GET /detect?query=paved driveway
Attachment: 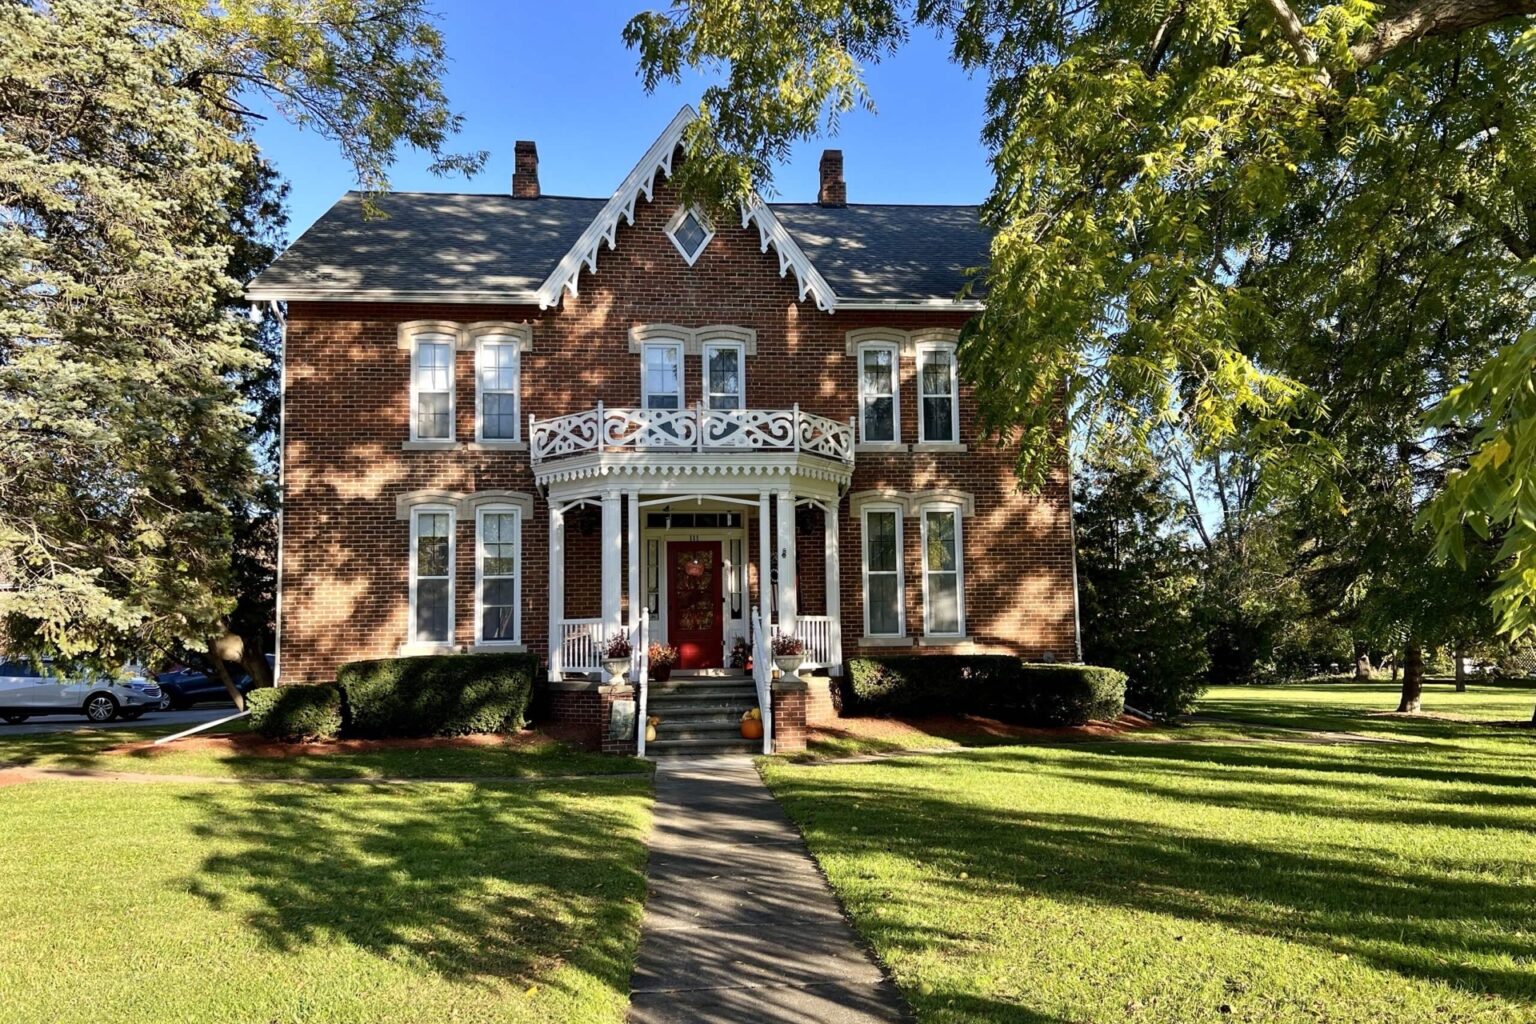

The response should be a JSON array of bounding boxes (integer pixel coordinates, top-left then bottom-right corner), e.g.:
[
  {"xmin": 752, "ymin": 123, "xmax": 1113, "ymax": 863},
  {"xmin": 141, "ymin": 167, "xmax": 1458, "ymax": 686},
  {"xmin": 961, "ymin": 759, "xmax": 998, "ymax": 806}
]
[{"xmin": 0, "ymin": 706, "xmax": 237, "ymax": 737}]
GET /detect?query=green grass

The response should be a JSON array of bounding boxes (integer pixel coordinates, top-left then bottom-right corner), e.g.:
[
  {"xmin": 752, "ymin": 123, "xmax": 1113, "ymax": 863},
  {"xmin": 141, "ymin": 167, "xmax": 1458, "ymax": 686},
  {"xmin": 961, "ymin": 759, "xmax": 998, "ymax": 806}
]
[
  {"xmin": 761, "ymin": 681, "xmax": 1536, "ymax": 1023},
  {"xmin": 0, "ymin": 721, "xmax": 649, "ymax": 780},
  {"xmin": 0, "ymin": 776, "xmax": 650, "ymax": 1023}
]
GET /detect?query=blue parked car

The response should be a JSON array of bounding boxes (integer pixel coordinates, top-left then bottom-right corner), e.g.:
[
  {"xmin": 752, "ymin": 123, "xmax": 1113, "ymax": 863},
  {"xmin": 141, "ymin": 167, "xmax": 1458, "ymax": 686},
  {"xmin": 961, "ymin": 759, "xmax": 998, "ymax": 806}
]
[{"xmin": 154, "ymin": 655, "xmax": 272, "ymax": 711}]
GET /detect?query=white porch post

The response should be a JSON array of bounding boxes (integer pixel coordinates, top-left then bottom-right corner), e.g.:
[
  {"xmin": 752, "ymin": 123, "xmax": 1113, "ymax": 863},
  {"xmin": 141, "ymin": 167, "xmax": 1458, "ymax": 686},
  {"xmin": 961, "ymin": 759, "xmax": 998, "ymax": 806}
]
[
  {"xmin": 776, "ymin": 489, "xmax": 797, "ymax": 635},
  {"xmin": 601, "ymin": 489, "xmax": 623, "ymax": 642},
  {"xmin": 757, "ymin": 491, "xmax": 772, "ymax": 635},
  {"xmin": 824, "ymin": 500, "xmax": 842, "ymax": 673},
  {"xmin": 626, "ymin": 489, "xmax": 642, "ymax": 636},
  {"xmin": 548, "ymin": 503, "xmax": 565, "ymax": 681}
]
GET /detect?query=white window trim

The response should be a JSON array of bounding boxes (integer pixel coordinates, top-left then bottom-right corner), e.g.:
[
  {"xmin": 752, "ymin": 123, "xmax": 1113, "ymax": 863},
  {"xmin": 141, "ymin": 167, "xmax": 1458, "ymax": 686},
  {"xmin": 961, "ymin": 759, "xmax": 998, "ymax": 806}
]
[
  {"xmin": 407, "ymin": 505, "xmax": 455, "ymax": 651},
  {"xmin": 860, "ymin": 503, "xmax": 906, "ymax": 639},
  {"xmin": 409, "ymin": 333, "xmax": 456, "ymax": 443},
  {"xmin": 641, "ymin": 340, "xmax": 686, "ymax": 409},
  {"xmin": 856, "ymin": 340, "xmax": 901, "ymax": 446},
  {"xmin": 474, "ymin": 505, "xmax": 522, "ymax": 648},
  {"xmin": 701, "ymin": 339, "xmax": 746, "ymax": 410},
  {"xmin": 920, "ymin": 503, "xmax": 966, "ymax": 638},
  {"xmin": 474, "ymin": 335, "xmax": 521, "ymax": 443},
  {"xmin": 916, "ymin": 340, "xmax": 960, "ymax": 444},
  {"xmin": 665, "ymin": 205, "xmax": 715, "ymax": 266}
]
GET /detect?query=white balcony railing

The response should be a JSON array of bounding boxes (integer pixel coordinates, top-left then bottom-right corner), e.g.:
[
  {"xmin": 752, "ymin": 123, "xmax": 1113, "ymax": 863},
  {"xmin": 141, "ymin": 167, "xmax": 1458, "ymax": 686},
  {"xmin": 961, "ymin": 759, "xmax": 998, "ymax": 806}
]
[
  {"xmin": 560, "ymin": 618, "xmax": 603, "ymax": 675},
  {"xmin": 530, "ymin": 403, "xmax": 855, "ymax": 465},
  {"xmin": 794, "ymin": 615, "xmax": 840, "ymax": 673}
]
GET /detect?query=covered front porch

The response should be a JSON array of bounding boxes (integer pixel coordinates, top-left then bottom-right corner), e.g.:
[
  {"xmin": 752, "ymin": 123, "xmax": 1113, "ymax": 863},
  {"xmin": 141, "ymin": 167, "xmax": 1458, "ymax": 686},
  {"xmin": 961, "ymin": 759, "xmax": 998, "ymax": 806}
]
[{"xmin": 531, "ymin": 407, "xmax": 853, "ymax": 754}]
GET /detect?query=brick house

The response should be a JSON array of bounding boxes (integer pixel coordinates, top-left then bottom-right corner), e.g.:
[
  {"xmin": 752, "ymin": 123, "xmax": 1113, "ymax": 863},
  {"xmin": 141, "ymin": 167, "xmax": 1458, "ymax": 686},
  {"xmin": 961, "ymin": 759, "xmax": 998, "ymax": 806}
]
[{"xmin": 247, "ymin": 108, "xmax": 1080, "ymax": 754}]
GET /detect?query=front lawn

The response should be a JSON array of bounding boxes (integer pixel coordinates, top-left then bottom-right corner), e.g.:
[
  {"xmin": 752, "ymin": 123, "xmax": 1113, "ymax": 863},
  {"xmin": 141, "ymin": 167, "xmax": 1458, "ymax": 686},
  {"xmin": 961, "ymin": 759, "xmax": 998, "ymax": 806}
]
[
  {"xmin": 762, "ymin": 682, "xmax": 1536, "ymax": 1023},
  {"xmin": 0, "ymin": 720, "xmax": 646, "ymax": 780},
  {"xmin": 0, "ymin": 742, "xmax": 652, "ymax": 1023}
]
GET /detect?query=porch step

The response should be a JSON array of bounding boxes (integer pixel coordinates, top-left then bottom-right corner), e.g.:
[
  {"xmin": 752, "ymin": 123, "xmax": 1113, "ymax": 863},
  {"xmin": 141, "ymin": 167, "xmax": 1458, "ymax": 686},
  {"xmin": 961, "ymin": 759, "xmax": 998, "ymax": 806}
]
[
  {"xmin": 649, "ymin": 675, "xmax": 752, "ymax": 691},
  {"xmin": 648, "ymin": 736, "xmax": 762, "ymax": 755},
  {"xmin": 649, "ymin": 687, "xmax": 757, "ymax": 703}
]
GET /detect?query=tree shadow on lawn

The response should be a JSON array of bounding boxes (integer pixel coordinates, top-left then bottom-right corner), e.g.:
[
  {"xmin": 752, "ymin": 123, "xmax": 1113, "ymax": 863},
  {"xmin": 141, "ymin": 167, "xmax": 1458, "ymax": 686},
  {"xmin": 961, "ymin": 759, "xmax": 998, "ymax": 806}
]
[
  {"xmin": 774, "ymin": 751, "xmax": 1536, "ymax": 1006},
  {"xmin": 179, "ymin": 777, "xmax": 648, "ymax": 999}
]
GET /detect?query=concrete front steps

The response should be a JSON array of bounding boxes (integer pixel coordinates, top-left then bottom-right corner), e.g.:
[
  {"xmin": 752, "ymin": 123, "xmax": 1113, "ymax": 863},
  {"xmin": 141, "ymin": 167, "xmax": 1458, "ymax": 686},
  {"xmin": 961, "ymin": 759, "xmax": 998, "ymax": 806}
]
[{"xmin": 646, "ymin": 673, "xmax": 761, "ymax": 755}]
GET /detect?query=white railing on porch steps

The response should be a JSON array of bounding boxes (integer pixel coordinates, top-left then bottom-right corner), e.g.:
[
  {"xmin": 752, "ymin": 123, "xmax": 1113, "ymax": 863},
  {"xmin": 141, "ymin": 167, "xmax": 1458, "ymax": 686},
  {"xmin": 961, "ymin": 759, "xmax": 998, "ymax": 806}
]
[
  {"xmin": 751, "ymin": 609, "xmax": 773, "ymax": 755},
  {"xmin": 632, "ymin": 610, "xmax": 650, "ymax": 757},
  {"xmin": 793, "ymin": 615, "xmax": 840, "ymax": 674},
  {"xmin": 561, "ymin": 618, "xmax": 603, "ymax": 675}
]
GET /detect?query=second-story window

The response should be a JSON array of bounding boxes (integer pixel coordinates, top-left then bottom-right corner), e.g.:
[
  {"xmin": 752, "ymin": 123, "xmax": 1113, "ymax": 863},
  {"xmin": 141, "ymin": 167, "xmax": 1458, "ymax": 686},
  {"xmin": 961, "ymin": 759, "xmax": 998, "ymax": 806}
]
[
  {"xmin": 412, "ymin": 335, "xmax": 454, "ymax": 441},
  {"xmin": 858, "ymin": 342, "xmax": 899, "ymax": 444},
  {"xmin": 642, "ymin": 341, "xmax": 684, "ymax": 409},
  {"xmin": 918, "ymin": 343, "xmax": 959, "ymax": 443},
  {"xmin": 702, "ymin": 341, "xmax": 744, "ymax": 410},
  {"xmin": 476, "ymin": 336, "xmax": 520, "ymax": 441}
]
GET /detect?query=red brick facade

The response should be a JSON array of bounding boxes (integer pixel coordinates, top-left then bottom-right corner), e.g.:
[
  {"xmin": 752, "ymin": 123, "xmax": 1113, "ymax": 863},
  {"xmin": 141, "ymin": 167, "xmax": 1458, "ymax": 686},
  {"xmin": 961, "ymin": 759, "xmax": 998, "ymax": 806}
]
[{"xmin": 277, "ymin": 171, "xmax": 1079, "ymax": 686}]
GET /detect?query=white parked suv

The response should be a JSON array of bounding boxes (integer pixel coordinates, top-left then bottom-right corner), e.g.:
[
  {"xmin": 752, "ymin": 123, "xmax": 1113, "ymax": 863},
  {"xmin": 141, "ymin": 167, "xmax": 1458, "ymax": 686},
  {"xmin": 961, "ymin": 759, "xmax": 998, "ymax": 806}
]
[{"xmin": 0, "ymin": 659, "xmax": 163, "ymax": 724}]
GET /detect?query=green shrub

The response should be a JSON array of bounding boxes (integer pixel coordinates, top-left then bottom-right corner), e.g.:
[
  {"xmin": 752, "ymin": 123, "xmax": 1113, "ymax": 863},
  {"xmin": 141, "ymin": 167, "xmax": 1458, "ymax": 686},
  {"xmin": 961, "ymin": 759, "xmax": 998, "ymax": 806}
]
[
  {"xmin": 1014, "ymin": 664, "xmax": 1127, "ymax": 725},
  {"xmin": 337, "ymin": 652, "xmax": 539, "ymax": 738},
  {"xmin": 844, "ymin": 656, "xmax": 1127, "ymax": 727},
  {"xmin": 247, "ymin": 684, "xmax": 343, "ymax": 742}
]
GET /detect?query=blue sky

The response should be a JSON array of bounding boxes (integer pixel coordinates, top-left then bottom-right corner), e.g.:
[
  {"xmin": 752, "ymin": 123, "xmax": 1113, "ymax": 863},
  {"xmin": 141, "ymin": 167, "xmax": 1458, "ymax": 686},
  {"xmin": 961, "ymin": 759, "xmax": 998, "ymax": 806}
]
[{"xmin": 252, "ymin": 1, "xmax": 993, "ymax": 243}]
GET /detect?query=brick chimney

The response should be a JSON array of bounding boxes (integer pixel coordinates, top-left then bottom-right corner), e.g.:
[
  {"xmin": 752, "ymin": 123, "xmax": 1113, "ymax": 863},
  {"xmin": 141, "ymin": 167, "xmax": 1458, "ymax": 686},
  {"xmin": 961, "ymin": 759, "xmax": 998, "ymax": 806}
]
[
  {"xmin": 818, "ymin": 149, "xmax": 846, "ymax": 207},
  {"xmin": 512, "ymin": 140, "xmax": 539, "ymax": 199}
]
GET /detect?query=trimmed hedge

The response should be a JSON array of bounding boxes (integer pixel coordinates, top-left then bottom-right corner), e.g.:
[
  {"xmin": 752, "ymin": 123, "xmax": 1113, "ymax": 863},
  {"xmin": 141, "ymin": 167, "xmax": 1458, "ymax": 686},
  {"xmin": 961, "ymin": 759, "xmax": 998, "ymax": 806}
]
[
  {"xmin": 845, "ymin": 655, "xmax": 1126, "ymax": 727},
  {"xmin": 336, "ymin": 651, "xmax": 539, "ymax": 738},
  {"xmin": 248, "ymin": 684, "xmax": 344, "ymax": 742}
]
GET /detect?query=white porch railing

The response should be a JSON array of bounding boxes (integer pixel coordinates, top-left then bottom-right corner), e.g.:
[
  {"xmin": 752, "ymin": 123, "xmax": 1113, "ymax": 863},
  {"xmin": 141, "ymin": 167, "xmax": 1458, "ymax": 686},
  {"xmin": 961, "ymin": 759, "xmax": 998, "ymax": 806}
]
[
  {"xmin": 632, "ymin": 610, "xmax": 651, "ymax": 757},
  {"xmin": 561, "ymin": 618, "xmax": 603, "ymax": 675},
  {"xmin": 530, "ymin": 403, "xmax": 855, "ymax": 465},
  {"xmin": 751, "ymin": 609, "xmax": 773, "ymax": 755},
  {"xmin": 794, "ymin": 615, "xmax": 841, "ymax": 674}
]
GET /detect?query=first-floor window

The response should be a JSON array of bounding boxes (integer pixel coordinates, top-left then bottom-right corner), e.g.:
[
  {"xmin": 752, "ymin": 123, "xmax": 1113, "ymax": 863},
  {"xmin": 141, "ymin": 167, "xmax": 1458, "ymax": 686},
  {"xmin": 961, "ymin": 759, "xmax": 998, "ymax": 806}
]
[
  {"xmin": 921, "ymin": 507, "xmax": 964, "ymax": 636},
  {"xmin": 411, "ymin": 508, "xmax": 454, "ymax": 644},
  {"xmin": 477, "ymin": 508, "xmax": 521, "ymax": 644},
  {"xmin": 862, "ymin": 506, "xmax": 904, "ymax": 636}
]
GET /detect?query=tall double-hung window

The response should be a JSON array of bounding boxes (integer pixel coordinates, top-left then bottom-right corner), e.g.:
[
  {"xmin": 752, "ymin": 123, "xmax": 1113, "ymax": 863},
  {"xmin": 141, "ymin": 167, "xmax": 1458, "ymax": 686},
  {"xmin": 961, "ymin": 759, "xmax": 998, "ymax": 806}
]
[
  {"xmin": 857, "ymin": 342, "xmax": 900, "ymax": 444},
  {"xmin": 642, "ymin": 342, "xmax": 684, "ymax": 409},
  {"xmin": 410, "ymin": 507, "xmax": 454, "ymax": 645},
  {"xmin": 702, "ymin": 341, "xmax": 745, "ymax": 409},
  {"xmin": 921, "ymin": 506, "xmax": 964, "ymax": 636},
  {"xmin": 917, "ymin": 342, "xmax": 959, "ymax": 443},
  {"xmin": 861, "ymin": 505, "xmax": 905, "ymax": 637},
  {"xmin": 476, "ymin": 336, "xmax": 520, "ymax": 441},
  {"xmin": 411, "ymin": 335, "xmax": 455, "ymax": 441},
  {"xmin": 476, "ymin": 507, "xmax": 521, "ymax": 645}
]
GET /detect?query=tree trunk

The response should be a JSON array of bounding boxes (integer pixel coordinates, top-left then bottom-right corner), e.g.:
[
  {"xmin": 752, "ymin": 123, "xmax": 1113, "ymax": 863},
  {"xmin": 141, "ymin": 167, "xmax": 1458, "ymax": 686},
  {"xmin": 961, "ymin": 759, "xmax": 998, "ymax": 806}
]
[
  {"xmin": 1454, "ymin": 647, "xmax": 1467, "ymax": 692},
  {"xmin": 1354, "ymin": 643, "xmax": 1373, "ymax": 680},
  {"xmin": 239, "ymin": 639, "xmax": 273, "ymax": 689},
  {"xmin": 211, "ymin": 656, "xmax": 246, "ymax": 712},
  {"xmin": 1396, "ymin": 644, "xmax": 1423, "ymax": 713}
]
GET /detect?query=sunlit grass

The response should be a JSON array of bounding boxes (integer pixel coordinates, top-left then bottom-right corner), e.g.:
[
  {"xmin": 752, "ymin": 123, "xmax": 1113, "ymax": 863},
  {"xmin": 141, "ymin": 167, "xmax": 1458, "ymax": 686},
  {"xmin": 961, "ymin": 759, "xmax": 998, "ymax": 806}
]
[
  {"xmin": 0, "ymin": 773, "xmax": 651, "ymax": 1023},
  {"xmin": 762, "ymin": 682, "xmax": 1536, "ymax": 1023}
]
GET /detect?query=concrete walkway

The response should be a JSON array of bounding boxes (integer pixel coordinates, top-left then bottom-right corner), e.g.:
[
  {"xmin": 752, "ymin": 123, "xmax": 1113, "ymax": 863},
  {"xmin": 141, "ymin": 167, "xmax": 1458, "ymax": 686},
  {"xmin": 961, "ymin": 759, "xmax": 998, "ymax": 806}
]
[{"xmin": 629, "ymin": 756, "xmax": 909, "ymax": 1024}]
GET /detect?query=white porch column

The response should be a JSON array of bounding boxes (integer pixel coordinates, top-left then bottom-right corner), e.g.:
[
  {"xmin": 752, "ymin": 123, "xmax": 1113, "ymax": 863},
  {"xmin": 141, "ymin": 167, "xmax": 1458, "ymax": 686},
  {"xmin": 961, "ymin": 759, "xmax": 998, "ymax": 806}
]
[
  {"xmin": 626, "ymin": 489, "xmax": 642, "ymax": 636},
  {"xmin": 601, "ymin": 489, "xmax": 623, "ymax": 641},
  {"xmin": 824, "ymin": 500, "xmax": 842, "ymax": 671},
  {"xmin": 548, "ymin": 503, "xmax": 565, "ymax": 681},
  {"xmin": 757, "ymin": 491, "xmax": 772, "ymax": 634},
  {"xmin": 776, "ymin": 489, "xmax": 797, "ymax": 634}
]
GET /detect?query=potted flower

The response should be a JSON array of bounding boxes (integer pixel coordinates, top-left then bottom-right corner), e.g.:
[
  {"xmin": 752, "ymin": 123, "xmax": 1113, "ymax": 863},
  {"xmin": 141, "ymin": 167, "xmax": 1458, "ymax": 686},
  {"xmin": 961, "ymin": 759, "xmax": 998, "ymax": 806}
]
[
  {"xmin": 602, "ymin": 634, "xmax": 632, "ymax": 684},
  {"xmin": 771, "ymin": 633, "xmax": 805, "ymax": 678},
  {"xmin": 647, "ymin": 642, "xmax": 678, "ymax": 682},
  {"xmin": 740, "ymin": 706, "xmax": 763, "ymax": 740}
]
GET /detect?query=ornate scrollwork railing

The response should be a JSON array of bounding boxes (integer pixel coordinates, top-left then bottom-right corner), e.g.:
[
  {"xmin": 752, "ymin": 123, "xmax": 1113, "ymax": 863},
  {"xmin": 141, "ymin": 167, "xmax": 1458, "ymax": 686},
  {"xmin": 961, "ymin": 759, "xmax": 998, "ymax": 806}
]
[{"xmin": 530, "ymin": 403, "xmax": 855, "ymax": 465}]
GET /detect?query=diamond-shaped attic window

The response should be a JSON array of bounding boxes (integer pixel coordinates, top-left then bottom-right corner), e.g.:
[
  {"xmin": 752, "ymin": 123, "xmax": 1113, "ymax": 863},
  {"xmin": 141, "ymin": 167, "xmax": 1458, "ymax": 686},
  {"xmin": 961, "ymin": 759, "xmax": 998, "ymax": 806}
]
[{"xmin": 666, "ymin": 207, "xmax": 713, "ymax": 265}]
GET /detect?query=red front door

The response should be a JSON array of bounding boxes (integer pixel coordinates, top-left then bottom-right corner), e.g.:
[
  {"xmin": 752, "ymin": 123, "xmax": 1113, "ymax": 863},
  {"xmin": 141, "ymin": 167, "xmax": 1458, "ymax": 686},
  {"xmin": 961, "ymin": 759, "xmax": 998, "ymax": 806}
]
[{"xmin": 667, "ymin": 541, "xmax": 724, "ymax": 669}]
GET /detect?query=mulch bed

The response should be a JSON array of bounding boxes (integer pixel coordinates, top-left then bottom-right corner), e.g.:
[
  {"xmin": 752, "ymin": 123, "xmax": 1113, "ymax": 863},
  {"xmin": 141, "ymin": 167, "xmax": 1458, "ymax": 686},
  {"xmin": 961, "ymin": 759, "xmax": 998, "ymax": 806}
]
[
  {"xmin": 806, "ymin": 713, "xmax": 1158, "ymax": 748},
  {"xmin": 103, "ymin": 729, "xmax": 560, "ymax": 760}
]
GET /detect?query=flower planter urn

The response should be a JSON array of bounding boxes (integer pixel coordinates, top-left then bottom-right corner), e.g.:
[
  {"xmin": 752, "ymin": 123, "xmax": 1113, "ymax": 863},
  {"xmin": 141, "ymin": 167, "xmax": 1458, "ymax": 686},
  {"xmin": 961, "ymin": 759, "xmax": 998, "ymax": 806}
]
[
  {"xmin": 773, "ymin": 654, "xmax": 803, "ymax": 678},
  {"xmin": 602, "ymin": 658, "xmax": 630, "ymax": 685}
]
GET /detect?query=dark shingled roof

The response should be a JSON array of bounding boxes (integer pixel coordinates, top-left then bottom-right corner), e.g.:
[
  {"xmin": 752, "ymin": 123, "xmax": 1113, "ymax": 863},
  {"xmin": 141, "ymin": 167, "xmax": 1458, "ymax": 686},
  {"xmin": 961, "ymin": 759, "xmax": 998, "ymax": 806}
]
[
  {"xmin": 768, "ymin": 203, "xmax": 987, "ymax": 301},
  {"xmin": 246, "ymin": 191, "xmax": 987, "ymax": 303}
]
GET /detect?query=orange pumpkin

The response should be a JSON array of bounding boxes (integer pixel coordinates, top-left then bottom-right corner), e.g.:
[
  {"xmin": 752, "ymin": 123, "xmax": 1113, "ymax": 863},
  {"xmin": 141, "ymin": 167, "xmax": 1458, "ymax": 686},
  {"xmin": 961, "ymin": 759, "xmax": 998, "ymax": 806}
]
[{"xmin": 740, "ymin": 717, "xmax": 764, "ymax": 740}]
